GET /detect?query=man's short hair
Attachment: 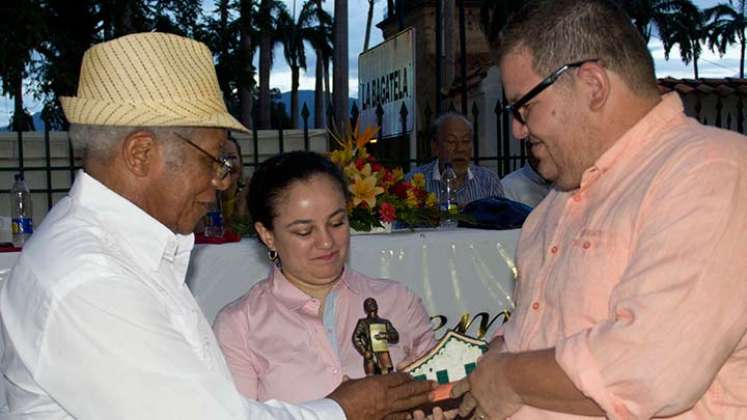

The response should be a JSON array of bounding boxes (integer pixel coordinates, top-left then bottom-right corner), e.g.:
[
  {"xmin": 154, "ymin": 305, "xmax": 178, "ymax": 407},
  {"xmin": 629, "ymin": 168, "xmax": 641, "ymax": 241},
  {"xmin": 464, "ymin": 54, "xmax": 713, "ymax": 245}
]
[
  {"xmin": 431, "ymin": 112, "xmax": 473, "ymax": 143},
  {"xmin": 496, "ymin": 0, "xmax": 659, "ymax": 97},
  {"xmin": 69, "ymin": 124, "xmax": 190, "ymax": 167}
]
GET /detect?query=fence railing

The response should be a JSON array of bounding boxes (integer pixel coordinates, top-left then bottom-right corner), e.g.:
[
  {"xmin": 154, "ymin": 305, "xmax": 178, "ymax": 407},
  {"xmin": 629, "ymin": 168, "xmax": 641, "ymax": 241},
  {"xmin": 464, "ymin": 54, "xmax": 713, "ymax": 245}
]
[{"xmin": 1, "ymin": 89, "xmax": 743, "ymax": 225}]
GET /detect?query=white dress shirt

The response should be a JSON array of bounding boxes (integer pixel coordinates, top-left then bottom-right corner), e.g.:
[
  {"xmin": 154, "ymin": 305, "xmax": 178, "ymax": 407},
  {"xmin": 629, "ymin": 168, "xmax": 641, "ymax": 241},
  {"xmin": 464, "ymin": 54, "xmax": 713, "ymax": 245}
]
[
  {"xmin": 500, "ymin": 164, "xmax": 553, "ymax": 208},
  {"xmin": 0, "ymin": 171, "xmax": 345, "ymax": 420}
]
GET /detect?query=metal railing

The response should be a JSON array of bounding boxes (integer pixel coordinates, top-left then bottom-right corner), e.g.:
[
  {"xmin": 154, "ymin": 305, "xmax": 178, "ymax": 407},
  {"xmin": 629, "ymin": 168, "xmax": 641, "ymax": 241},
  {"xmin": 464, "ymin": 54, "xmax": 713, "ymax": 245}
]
[{"xmin": 2, "ymin": 89, "xmax": 743, "ymax": 225}]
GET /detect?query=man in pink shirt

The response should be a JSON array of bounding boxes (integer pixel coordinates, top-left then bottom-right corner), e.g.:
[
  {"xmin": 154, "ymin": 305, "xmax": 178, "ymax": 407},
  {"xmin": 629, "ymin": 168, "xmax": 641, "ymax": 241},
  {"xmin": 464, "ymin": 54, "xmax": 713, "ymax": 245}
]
[{"xmin": 451, "ymin": 1, "xmax": 747, "ymax": 419}]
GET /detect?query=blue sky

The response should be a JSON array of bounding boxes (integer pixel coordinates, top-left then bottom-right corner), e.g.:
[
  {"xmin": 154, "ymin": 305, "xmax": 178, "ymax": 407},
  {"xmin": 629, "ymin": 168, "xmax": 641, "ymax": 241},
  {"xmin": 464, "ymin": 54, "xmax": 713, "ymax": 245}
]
[{"xmin": 0, "ymin": 0, "xmax": 739, "ymax": 126}]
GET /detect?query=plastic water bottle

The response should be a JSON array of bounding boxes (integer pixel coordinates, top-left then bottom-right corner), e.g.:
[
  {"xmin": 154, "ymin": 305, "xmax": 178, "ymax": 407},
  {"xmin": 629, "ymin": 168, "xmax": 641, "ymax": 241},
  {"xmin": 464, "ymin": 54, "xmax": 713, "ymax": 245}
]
[
  {"xmin": 10, "ymin": 173, "xmax": 33, "ymax": 247},
  {"xmin": 440, "ymin": 163, "xmax": 459, "ymax": 229},
  {"xmin": 203, "ymin": 193, "xmax": 224, "ymax": 238}
]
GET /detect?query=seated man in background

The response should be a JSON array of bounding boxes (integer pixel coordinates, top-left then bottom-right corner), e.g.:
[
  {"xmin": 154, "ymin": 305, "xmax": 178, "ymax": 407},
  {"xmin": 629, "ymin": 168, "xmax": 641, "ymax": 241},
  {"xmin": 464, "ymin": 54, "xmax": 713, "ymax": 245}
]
[
  {"xmin": 500, "ymin": 146, "xmax": 552, "ymax": 208},
  {"xmin": 0, "ymin": 32, "xmax": 432, "ymax": 420},
  {"xmin": 405, "ymin": 112, "xmax": 503, "ymax": 208}
]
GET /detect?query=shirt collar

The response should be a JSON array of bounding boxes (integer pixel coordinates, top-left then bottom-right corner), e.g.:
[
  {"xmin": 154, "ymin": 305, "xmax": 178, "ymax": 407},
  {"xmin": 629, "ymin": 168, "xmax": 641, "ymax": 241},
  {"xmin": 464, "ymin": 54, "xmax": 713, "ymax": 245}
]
[
  {"xmin": 270, "ymin": 265, "xmax": 360, "ymax": 310},
  {"xmin": 523, "ymin": 163, "xmax": 552, "ymax": 186},
  {"xmin": 432, "ymin": 160, "xmax": 474, "ymax": 181},
  {"xmin": 580, "ymin": 92, "xmax": 683, "ymax": 188},
  {"xmin": 71, "ymin": 170, "xmax": 194, "ymax": 273}
]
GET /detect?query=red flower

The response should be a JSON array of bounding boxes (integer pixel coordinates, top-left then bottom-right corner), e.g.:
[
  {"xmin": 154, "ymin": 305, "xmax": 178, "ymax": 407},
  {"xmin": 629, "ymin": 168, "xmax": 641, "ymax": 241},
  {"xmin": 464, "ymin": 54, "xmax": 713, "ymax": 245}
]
[
  {"xmin": 392, "ymin": 182, "xmax": 409, "ymax": 199},
  {"xmin": 381, "ymin": 170, "xmax": 394, "ymax": 186},
  {"xmin": 379, "ymin": 202, "xmax": 397, "ymax": 223},
  {"xmin": 413, "ymin": 187, "xmax": 426, "ymax": 202},
  {"xmin": 371, "ymin": 162, "xmax": 384, "ymax": 173},
  {"xmin": 355, "ymin": 158, "xmax": 367, "ymax": 170}
]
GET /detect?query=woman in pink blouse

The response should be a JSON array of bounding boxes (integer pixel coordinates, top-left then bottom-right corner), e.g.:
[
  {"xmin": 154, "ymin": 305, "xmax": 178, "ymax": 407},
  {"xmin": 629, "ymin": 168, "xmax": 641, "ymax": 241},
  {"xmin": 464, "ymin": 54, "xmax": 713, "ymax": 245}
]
[{"xmin": 213, "ymin": 151, "xmax": 437, "ymax": 403}]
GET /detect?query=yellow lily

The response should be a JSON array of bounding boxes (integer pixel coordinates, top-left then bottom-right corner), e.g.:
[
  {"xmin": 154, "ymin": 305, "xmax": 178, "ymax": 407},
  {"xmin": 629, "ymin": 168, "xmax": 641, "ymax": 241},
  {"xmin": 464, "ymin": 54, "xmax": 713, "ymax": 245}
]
[
  {"xmin": 425, "ymin": 192, "xmax": 438, "ymax": 208},
  {"xmin": 406, "ymin": 189, "xmax": 419, "ymax": 208},
  {"xmin": 411, "ymin": 173, "xmax": 426, "ymax": 189},
  {"xmin": 349, "ymin": 172, "xmax": 385, "ymax": 208}
]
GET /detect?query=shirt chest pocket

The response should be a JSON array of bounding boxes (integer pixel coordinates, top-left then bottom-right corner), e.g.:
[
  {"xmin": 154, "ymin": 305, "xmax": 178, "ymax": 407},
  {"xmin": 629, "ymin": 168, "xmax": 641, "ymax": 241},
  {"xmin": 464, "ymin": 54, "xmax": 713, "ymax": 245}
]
[{"xmin": 548, "ymin": 229, "xmax": 631, "ymax": 321}]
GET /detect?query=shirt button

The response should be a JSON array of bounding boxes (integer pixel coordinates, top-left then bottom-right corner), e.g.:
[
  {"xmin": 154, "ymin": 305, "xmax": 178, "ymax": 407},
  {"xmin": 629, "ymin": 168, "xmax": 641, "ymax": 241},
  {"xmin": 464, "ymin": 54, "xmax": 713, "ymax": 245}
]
[
  {"xmin": 550, "ymin": 246, "xmax": 558, "ymax": 254},
  {"xmin": 532, "ymin": 302, "xmax": 540, "ymax": 310},
  {"xmin": 573, "ymin": 194, "xmax": 582, "ymax": 202},
  {"xmin": 332, "ymin": 368, "xmax": 339, "ymax": 374},
  {"xmin": 582, "ymin": 241, "xmax": 591, "ymax": 249}
]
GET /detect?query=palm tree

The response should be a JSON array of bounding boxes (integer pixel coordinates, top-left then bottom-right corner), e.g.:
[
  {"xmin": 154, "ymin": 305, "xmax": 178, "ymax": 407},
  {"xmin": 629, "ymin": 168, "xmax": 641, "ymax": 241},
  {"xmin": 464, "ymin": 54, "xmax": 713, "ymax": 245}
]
[
  {"xmin": 256, "ymin": 0, "xmax": 285, "ymax": 128},
  {"xmin": 705, "ymin": 0, "xmax": 747, "ymax": 78},
  {"xmin": 34, "ymin": 0, "xmax": 101, "ymax": 127},
  {"xmin": 277, "ymin": 0, "xmax": 332, "ymax": 129},
  {"xmin": 200, "ymin": 0, "xmax": 240, "ymax": 111},
  {"xmin": 614, "ymin": 0, "xmax": 698, "ymax": 45},
  {"xmin": 0, "ymin": 0, "xmax": 45, "ymax": 131},
  {"xmin": 306, "ymin": 0, "xmax": 333, "ymax": 128},
  {"xmin": 662, "ymin": 2, "xmax": 708, "ymax": 79},
  {"xmin": 238, "ymin": 0, "xmax": 255, "ymax": 129}
]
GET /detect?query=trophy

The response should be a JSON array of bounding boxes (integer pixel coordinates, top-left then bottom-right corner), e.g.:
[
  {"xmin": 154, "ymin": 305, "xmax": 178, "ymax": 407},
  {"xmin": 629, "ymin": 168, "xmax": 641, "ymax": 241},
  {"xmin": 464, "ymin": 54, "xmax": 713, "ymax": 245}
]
[
  {"xmin": 401, "ymin": 318, "xmax": 491, "ymax": 415},
  {"xmin": 352, "ymin": 297, "xmax": 400, "ymax": 375}
]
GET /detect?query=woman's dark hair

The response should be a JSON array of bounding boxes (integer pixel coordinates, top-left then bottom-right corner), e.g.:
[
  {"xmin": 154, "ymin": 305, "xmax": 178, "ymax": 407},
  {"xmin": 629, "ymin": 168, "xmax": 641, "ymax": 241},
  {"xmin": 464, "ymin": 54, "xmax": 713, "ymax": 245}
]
[
  {"xmin": 249, "ymin": 151, "xmax": 350, "ymax": 230},
  {"xmin": 227, "ymin": 135, "xmax": 243, "ymax": 163}
]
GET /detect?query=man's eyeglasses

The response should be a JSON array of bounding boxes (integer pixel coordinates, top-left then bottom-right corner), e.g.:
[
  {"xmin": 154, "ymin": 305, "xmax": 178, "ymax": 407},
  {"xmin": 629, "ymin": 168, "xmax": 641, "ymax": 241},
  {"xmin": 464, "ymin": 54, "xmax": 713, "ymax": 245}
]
[
  {"xmin": 173, "ymin": 132, "xmax": 235, "ymax": 180},
  {"xmin": 503, "ymin": 59, "xmax": 599, "ymax": 125}
]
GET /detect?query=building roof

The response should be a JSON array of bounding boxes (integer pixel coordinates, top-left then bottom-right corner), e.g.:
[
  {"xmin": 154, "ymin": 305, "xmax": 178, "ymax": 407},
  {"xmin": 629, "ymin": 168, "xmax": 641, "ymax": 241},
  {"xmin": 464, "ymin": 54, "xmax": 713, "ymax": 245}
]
[{"xmin": 657, "ymin": 77, "xmax": 747, "ymax": 96}]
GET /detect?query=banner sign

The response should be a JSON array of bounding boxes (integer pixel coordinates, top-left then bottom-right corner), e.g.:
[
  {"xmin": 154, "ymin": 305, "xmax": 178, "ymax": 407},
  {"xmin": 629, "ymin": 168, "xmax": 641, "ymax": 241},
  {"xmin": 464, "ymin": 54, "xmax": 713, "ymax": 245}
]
[{"xmin": 358, "ymin": 28, "xmax": 415, "ymax": 137}]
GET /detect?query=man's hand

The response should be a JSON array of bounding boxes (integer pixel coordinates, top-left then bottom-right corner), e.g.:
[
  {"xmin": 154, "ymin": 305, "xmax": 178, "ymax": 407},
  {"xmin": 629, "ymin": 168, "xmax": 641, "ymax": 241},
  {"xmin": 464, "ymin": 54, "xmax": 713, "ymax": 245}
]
[
  {"xmin": 328, "ymin": 372, "xmax": 435, "ymax": 420},
  {"xmin": 452, "ymin": 349, "xmax": 522, "ymax": 419}
]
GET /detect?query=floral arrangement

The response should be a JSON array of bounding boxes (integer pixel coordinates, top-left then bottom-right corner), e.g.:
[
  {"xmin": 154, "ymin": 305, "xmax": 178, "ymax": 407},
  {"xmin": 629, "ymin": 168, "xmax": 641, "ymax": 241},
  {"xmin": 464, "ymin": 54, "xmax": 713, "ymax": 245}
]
[{"xmin": 329, "ymin": 121, "xmax": 440, "ymax": 232}]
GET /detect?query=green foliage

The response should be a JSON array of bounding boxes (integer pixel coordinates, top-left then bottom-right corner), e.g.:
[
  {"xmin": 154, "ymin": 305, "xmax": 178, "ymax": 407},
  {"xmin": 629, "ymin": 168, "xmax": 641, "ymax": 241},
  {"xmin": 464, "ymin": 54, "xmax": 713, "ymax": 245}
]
[{"xmin": 704, "ymin": 0, "xmax": 747, "ymax": 78}]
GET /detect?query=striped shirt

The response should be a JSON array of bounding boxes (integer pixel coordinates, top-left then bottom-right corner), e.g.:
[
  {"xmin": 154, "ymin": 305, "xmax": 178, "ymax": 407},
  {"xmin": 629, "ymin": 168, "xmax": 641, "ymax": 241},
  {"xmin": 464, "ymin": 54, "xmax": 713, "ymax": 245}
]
[{"xmin": 405, "ymin": 159, "xmax": 504, "ymax": 207}]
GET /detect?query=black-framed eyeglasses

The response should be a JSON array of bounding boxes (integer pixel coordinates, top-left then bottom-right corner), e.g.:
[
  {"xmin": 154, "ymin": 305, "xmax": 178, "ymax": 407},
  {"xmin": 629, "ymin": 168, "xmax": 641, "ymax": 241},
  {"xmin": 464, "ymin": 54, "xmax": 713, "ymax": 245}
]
[
  {"xmin": 504, "ymin": 59, "xmax": 599, "ymax": 125},
  {"xmin": 173, "ymin": 132, "xmax": 235, "ymax": 180}
]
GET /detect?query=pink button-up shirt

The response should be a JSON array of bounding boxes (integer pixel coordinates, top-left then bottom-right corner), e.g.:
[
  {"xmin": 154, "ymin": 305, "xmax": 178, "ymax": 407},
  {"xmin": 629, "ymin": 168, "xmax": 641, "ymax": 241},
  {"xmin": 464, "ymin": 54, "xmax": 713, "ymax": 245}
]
[
  {"xmin": 213, "ymin": 267, "xmax": 436, "ymax": 403},
  {"xmin": 504, "ymin": 93, "xmax": 747, "ymax": 419}
]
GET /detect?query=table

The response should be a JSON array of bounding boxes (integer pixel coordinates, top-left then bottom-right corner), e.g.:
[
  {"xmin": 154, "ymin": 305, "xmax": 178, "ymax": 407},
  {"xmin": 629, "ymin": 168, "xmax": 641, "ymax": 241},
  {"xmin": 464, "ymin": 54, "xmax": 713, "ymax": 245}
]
[
  {"xmin": 0, "ymin": 228, "xmax": 520, "ymax": 338},
  {"xmin": 187, "ymin": 228, "xmax": 519, "ymax": 338}
]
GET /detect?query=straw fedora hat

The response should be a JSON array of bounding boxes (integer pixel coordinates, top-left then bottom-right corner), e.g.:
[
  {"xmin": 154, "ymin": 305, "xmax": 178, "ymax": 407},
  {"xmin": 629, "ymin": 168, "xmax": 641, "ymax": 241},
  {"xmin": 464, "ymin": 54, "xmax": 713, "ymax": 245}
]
[{"xmin": 60, "ymin": 32, "xmax": 249, "ymax": 133}]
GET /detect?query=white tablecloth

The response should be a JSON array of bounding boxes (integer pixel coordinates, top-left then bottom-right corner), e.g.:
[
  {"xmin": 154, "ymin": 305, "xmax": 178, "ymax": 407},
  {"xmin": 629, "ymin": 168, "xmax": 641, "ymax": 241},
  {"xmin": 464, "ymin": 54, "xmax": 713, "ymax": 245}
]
[
  {"xmin": 0, "ymin": 228, "xmax": 519, "ymax": 333},
  {"xmin": 187, "ymin": 228, "xmax": 519, "ymax": 337}
]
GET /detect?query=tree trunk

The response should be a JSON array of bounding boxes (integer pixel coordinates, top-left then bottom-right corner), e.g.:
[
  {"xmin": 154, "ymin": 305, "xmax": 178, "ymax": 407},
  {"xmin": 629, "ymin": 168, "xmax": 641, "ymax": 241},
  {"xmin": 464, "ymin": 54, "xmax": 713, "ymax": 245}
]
[
  {"xmin": 314, "ymin": 48, "xmax": 324, "ymax": 128},
  {"xmin": 693, "ymin": 57, "xmax": 699, "ymax": 80},
  {"xmin": 333, "ymin": 0, "xmax": 349, "ymax": 133},
  {"xmin": 258, "ymin": 32, "xmax": 272, "ymax": 129},
  {"xmin": 291, "ymin": 65, "xmax": 300, "ymax": 128},
  {"xmin": 238, "ymin": 0, "xmax": 253, "ymax": 130},
  {"xmin": 324, "ymin": 55, "xmax": 331, "ymax": 127},
  {"xmin": 741, "ymin": 38, "xmax": 745, "ymax": 79},
  {"xmin": 218, "ymin": 0, "xmax": 231, "ymax": 105},
  {"xmin": 363, "ymin": 0, "xmax": 374, "ymax": 51},
  {"xmin": 12, "ymin": 75, "xmax": 24, "ymax": 132}
]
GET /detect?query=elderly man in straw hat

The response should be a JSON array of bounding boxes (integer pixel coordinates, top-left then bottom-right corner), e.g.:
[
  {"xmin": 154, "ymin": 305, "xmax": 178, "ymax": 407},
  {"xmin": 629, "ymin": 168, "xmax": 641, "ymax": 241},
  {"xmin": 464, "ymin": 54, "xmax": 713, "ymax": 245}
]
[{"xmin": 0, "ymin": 32, "xmax": 433, "ymax": 419}]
